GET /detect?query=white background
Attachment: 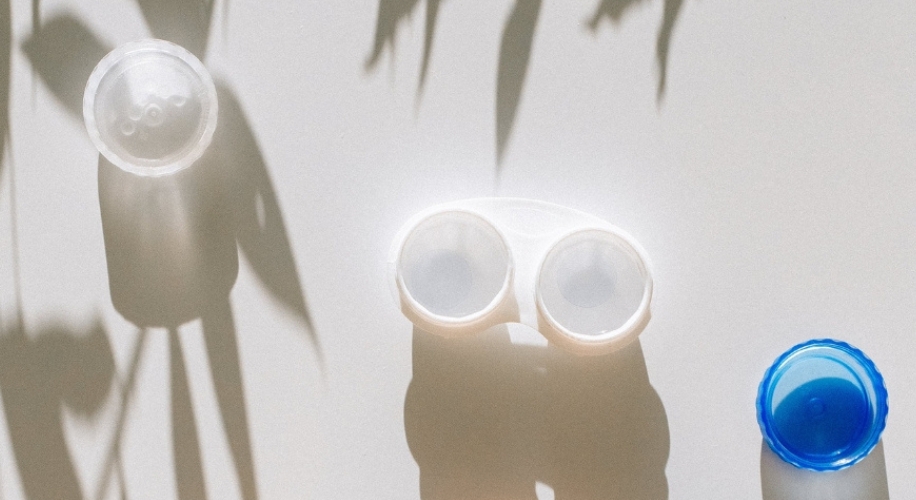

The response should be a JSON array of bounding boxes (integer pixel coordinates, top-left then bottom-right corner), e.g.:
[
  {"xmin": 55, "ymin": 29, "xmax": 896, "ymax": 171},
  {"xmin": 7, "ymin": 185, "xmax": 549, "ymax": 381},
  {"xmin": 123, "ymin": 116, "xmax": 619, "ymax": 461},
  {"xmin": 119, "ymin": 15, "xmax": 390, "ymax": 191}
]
[{"xmin": 0, "ymin": 0, "xmax": 914, "ymax": 498}]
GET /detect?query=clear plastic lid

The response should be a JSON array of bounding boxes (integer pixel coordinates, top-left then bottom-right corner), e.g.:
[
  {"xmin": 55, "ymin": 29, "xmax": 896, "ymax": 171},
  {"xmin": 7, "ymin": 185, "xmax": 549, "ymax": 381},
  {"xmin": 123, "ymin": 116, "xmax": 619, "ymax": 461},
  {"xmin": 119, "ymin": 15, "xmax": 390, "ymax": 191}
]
[
  {"xmin": 83, "ymin": 39, "xmax": 218, "ymax": 176},
  {"xmin": 756, "ymin": 339, "xmax": 888, "ymax": 471},
  {"xmin": 536, "ymin": 229, "xmax": 651, "ymax": 347},
  {"xmin": 396, "ymin": 211, "xmax": 512, "ymax": 324}
]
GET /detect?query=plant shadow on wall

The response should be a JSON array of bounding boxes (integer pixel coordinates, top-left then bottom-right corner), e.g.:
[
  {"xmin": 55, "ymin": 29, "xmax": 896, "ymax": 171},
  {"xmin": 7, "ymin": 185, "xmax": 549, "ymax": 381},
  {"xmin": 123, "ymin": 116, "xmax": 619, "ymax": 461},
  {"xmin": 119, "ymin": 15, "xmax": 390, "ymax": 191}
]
[
  {"xmin": 0, "ymin": 320, "xmax": 115, "ymax": 500},
  {"xmin": 9, "ymin": 3, "xmax": 319, "ymax": 499},
  {"xmin": 0, "ymin": 4, "xmax": 110, "ymax": 500},
  {"xmin": 0, "ymin": 0, "xmax": 8, "ymax": 189},
  {"xmin": 405, "ymin": 326, "xmax": 669, "ymax": 499},
  {"xmin": 365, "ymin": 0, "xmax": 685, "ymax": 174}
]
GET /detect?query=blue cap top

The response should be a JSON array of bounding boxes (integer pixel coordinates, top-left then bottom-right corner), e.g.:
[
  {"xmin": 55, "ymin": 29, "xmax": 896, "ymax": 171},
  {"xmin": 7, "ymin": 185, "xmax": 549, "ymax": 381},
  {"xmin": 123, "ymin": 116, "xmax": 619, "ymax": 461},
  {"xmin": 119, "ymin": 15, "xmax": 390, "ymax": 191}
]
[{"xmin": 756, "ymin": 339, "xmax": 888, "ymax": 471}]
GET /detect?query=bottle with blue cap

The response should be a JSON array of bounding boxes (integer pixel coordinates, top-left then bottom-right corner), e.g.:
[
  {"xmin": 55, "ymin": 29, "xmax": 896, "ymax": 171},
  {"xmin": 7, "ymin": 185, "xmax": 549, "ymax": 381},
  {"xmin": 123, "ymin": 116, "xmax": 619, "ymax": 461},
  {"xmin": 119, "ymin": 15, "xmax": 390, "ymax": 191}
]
[{"xmin": 756, "ymin": 339, "xmax": 888, "ymax": 471}]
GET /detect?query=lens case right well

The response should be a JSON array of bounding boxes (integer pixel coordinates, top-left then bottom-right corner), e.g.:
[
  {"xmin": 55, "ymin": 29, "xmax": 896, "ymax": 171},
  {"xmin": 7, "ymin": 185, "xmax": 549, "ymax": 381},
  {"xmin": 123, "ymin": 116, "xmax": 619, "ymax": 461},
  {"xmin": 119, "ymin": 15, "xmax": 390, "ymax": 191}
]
[{"xmin": 389, "ymin": 198, "xmax": 653, "ymax": 355}]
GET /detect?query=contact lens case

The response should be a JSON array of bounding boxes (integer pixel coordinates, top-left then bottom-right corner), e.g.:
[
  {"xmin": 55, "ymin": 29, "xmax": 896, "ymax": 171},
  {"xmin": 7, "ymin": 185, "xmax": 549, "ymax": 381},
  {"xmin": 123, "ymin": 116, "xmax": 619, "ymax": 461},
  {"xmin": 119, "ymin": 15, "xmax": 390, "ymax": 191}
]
[{"xmin": 388, "ymin": 198, "xmax": 653, "ymax": 355}]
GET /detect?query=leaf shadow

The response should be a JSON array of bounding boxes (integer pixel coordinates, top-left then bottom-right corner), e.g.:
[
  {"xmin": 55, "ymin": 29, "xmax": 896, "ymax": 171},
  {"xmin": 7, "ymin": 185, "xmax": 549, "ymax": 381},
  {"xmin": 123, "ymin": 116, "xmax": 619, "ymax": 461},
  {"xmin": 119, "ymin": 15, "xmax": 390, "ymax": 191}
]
[
  {"xmin": 405, "ymin": 326, "xmax": 669, "ymax": 499},
  {"xmin": 364, "ymin": 0, "xmax": 420, "ymax": 73},
  {"xmin": 364, "ymin": 0, "xmax": 543, "ymax": 175},
  {"xmin": 134, "ymin": 0, "xmax": 214, "ymax": 60},
  {"xmin": 30, "ymin": 0, "xmax": 38, "ymax": 32},
  {"xmin": 365, "ymin": 0, "xmax": 449, "ymax": 99},
  {"xmin": 213, "ymin": 82, "xmax": 322, "ymax": 357},
  {"xmin": 365, "ymin": 0, "xmax": 687, "ymax": 177},
  {"xmin": 496, "ymin": 0, "xmax": 541, "ymax": 173},
  {"xmin": 0, "ymin": 0, "xmax": 9, "ymax": 190},
  {"xmin": 170, "ymin": 327, "xmax": 209, "ymax": 500},
  {"xmin": 585, "ymin": 0, "xmax": 650, "ymax": 27},
  {"xmin": 200, "ymin": 298, "xmax": 258, "ymax": 500},
  {"xmin": 21, "ymin": 13, "xmax": 109, "ymax": 118},
  {"xmin": 0, "ymin": 319, "xmax": 115, "ymax": 499},
  {"xmin": 586, "ymin": 0, "xmax": 685, "ymax": 101}
]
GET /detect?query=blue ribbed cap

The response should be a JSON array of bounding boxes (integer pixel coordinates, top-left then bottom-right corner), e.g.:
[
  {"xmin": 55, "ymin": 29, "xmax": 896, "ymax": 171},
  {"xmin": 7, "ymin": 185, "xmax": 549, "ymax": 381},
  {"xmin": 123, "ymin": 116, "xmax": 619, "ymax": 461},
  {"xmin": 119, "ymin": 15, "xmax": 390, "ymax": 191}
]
[{"xmin": 756, "ymin": 339, "xmax": 888, "ymax": 471}]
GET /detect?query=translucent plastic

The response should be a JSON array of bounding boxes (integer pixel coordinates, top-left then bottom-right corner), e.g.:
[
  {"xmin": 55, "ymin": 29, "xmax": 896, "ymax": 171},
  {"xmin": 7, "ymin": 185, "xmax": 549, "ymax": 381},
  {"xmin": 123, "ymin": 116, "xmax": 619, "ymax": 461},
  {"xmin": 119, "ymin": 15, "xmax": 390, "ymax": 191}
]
[
  {"xmin": 83, "ymin": 39, "xmax": 218, "ymax": 176},
  {"xmin": 757, "ymin": 339, "xmax": 888, "ymax": 471},
  {"xmin": 537, "ymin": 229, "xmax": 648, "ymax": 338},
  {"xmin": 397, "ymin": 211, "xmax": 512, "ymax": 322},
  {"xmin": 390, "ymin": 199, "xmax": 653, "ymax": 354}
]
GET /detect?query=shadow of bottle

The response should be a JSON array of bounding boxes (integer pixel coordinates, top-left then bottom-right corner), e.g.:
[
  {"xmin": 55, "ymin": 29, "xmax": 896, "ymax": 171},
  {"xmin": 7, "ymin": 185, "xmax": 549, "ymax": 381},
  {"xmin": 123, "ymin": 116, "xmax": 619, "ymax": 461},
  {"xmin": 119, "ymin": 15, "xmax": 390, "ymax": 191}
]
[
  {"xmin": 97, "ymin": 133, "xmax": 238, "ymax": 329},
  {"xmin": 23, "ymin": 8, "xmax": 315, "ymax": 500},
  {"xmin": 0, "ymin": 320, "xmax": 115, "ymax": 500},
  {"xmin": 760, "ymin": 440, "xmax": 889, "ymax": 500},
  {"xmin": 404, "ymin": 326, "xmax": 669, "ymax": 499},
  {"xmin": 96, "ymin": 83, "xmax": 277, "ymax": 500}
]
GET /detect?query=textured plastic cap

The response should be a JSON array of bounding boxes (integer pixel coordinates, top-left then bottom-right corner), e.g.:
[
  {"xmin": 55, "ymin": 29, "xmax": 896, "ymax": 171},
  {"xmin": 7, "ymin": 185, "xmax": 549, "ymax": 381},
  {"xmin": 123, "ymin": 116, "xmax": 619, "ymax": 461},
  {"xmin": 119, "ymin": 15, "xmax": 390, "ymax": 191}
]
[
  {"xmin": 536, "ymin": 229, "xmax": 651, "ymax": 349},
  {"xmin": 397, "ymin": 211, "xmax": 512, "ymax": 325},
  {"xmin": 757, "ymin": 339, "xmax": 888, "ymax": 471},
  {"xmin": 83, "ymin": 39, "xmax": 218, "ymax": 176}
]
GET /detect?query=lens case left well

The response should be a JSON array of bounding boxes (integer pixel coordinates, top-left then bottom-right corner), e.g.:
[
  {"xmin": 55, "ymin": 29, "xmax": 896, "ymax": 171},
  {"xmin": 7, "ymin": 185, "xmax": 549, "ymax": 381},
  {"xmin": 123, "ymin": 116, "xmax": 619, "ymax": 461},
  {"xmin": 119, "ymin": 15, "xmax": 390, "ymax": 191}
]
[{"xmin": 395, "ymin": 210, "xmax": 514, "ymax": 333}]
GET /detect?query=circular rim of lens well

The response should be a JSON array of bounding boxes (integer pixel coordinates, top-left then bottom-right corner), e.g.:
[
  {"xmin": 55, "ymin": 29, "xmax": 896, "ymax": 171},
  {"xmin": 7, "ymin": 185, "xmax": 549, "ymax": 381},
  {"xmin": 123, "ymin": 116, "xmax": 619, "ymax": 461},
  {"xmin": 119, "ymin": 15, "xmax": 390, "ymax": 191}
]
[
  {"xmin": 535, "ymin": 227, "xmax": 653, "ymax": 352},
  {"xmin": 395, "ymin": 209, "xmax": 514, "ymax": 327},
  {"xmin": 83, "ymin": 38, "xmax": 218, "ymax": 177},
  {"xmin": 756, "ymin": 338, "xmax": 888, "ymax": 471}
]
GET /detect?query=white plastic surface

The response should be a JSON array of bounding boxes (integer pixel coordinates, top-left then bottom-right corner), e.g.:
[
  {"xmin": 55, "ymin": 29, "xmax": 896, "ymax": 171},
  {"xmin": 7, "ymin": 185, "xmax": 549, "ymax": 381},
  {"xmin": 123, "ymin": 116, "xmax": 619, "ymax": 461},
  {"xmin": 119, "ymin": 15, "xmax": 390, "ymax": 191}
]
[
  {"xmin": 538, "ymin": 229, "xmax": 648, "ymax": 339},
  {"xmin": 83, "ymin": 39, "xmax": 218, "ymax": 176},
  {"xmin": 398, "ymin": 211, "xmax": 512, "ymax": 321},
  {"xmin": 390, "ymin": 198, "xmax": 653, "ymax": 355}
]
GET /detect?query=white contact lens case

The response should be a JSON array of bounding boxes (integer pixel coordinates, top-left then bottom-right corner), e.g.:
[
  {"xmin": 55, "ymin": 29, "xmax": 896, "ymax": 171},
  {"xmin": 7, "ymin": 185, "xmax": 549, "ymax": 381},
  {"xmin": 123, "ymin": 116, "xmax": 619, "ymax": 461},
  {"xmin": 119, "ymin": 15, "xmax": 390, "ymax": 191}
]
[{"xmin": 388, "ymin": 198, "xmax": 653, "ymax": 356}]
